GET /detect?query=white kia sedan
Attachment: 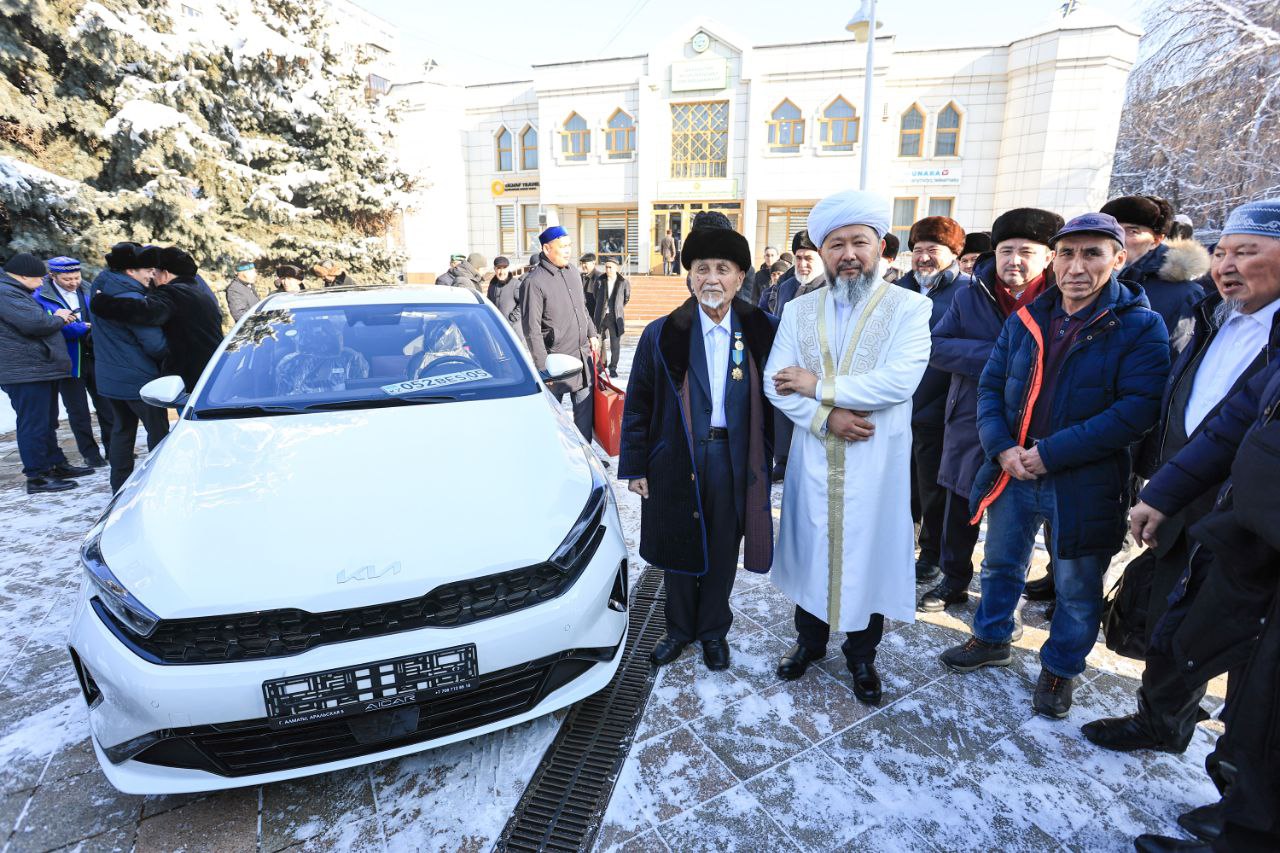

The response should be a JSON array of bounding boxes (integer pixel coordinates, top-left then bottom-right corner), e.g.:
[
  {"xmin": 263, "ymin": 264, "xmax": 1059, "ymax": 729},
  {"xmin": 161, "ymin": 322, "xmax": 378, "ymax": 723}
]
[{"xmin": 68, "ymin": 286, "xmax": 628, "ymax": 794}]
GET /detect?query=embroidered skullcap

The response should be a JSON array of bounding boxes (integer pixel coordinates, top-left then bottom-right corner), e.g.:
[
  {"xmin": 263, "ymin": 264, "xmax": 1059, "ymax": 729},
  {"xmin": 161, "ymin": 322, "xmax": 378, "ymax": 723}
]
[{"xmin": 1222, "ymin": 197, "xmax": 1280, "ymax": 240}]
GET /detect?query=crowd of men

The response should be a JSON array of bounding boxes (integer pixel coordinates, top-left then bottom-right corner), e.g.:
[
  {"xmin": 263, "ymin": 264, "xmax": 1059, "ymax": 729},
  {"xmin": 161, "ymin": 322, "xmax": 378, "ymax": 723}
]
[{"xmin": 615, "ymin": 189, "xmax": 1279, "ymax": 853}]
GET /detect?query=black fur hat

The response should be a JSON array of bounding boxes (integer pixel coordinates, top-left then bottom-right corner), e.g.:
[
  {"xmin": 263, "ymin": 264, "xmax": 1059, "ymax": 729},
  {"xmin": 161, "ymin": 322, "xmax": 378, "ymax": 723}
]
[
  {"xmin": 681, "ymin": 226, "xmax": 752, "ymax": 273},
  {"xmin": 791, "ymin": 229, "xmax": 817, "ymax": 253},
  {"xmin": 156, "ymin": 246, "xmax": 197, "ymax": 277},
  {"xmin": 961, "ymin": 232, "xmax": 992, "ymax": 256},
  {"xmin": 104, "ymin": 241, "xmax": 143, "ymax": 271},
  {"xmin": 990, "ymin": 208, "xmax": 1065, "ymax": 249},
  {"xmin": 1100, "ymin": 195, "xmax": 1174, "ymax": 236}
]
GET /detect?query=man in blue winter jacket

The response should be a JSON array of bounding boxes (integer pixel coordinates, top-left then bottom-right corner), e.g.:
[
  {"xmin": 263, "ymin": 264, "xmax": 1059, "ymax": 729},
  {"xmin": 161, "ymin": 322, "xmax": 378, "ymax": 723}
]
[
  {"xmin": 939, "ymin": 212, "xmax": 1170, "ymax": 719},
  {"xmin": 88, "ymin": 242, "xmax": 169, "ymax": 492}
]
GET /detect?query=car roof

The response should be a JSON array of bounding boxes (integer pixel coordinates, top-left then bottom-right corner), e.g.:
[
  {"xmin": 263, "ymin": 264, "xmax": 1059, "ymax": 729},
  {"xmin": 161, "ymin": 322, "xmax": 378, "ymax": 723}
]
[{"xmin": 259, "ymin": 285, "xmax": 483, "ymax": 311}]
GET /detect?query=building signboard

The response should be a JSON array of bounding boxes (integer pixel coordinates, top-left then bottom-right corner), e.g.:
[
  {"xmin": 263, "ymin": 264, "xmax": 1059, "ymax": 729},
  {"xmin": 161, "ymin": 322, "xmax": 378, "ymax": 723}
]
[
  {"xmin": 670, "ymin": 58, "xmax": 727, "ymax": 92},
  {"xmin": 491, "ymin": 180, "xmax": 540, "ymax": 196},
  {"xmin": 904, "ymin": 167, "xmax": 962, "ymax": 186},
  {"xmin": 655, "ymin": 178, "xmax": 738, "ymax": 199}
]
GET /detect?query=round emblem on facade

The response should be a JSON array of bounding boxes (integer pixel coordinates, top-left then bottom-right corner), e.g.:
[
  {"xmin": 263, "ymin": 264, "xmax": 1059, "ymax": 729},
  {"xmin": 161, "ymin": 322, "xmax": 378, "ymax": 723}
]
[
  {"xmin": 491, "ymin": 180, "xmax": 506, "ymax": 196},
  {"xmin": 691, "ymin": 32, "xmax": 710, "ymax": 53}
]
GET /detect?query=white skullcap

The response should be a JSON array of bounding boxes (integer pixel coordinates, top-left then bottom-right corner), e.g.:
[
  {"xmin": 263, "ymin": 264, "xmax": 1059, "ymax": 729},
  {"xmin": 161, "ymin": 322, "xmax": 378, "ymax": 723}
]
[{"xmin": 807, "ymin": 190, "xmax": 892, "ymax": 247}]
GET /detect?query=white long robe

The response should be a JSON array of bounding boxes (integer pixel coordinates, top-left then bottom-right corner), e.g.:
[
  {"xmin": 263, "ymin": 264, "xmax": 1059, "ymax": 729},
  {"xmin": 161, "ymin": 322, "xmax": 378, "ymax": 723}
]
[{"xmin": 764, "ymin": 282, "xmax": 933, "ymax": 631}]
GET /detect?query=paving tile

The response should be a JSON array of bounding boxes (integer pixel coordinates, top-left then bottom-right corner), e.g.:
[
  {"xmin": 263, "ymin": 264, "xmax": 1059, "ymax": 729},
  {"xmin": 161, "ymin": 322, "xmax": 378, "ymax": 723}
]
[
  {"xmin": 820, "ymin": 714, "xmax": 954, "ymax": 809},
  {"xmin": 0, "ymin": 788, "xmax": 33, "ymax": 840},
  {"xmin": 834, "ymin": 819, "xmax": 938, "ymax": 852},
  {"xmin": 722, "ymin": 628, "xmax": 790, "ymax": 693},
  {"xmin": 727, "ymin": 584, "xmax": 793, "ymax": 629},
  {"xmin": 745, "ymin": 748, "xmax": 878, "ymax": 851},
  {"xmin": 609, "ymin": 828, "xmax": 670, "ymax": 853},
  {"xmin": 133, "ymin": 786, "xmax": 257, "ymax": 853},
  {"xmin": 47, "ymin": 824, "xmax": 135, "ymax": 853},
  {"xmin": 634, "ymin": 696, "xmax": 683, "ymax": 744},
  {"xmin": 140, "ymin": 791, "xmax": 208, "ymax": 820},
  {"xmin": 648, "ymin": 652, "xmax": 752, "ymax": 723},
  {"xmin": 630, "ymin": 726, "xmax": 737, "ymax": 823},
  {"xmin": 42, "ymin": 737, "xmax": 100, "ymax": 787},
  {"xmin": 597, "ymin": 755, "xmax": 660, "ymax": 851},
  {"xmin": 758, "ymin": 668, "xmax": 875, "ymax": 742},
  {"xmin": 873, "ymin": 681, "xmax": 1012, "ymax": 762},
  {"xmin": 8, "ymin": 766, "xmax": 142, "ymax": 853},
  {"xmin": 689, "ymin": 694, "xmax": 812, "ymax": 780},
  {"xmin": 935, "ymin": 668, "xmax": 1037, "ymax": 733},
  {"xmin": 1119, "ymin": 729, "xmax": 1223, "ymax": 828},
  {"xmin": 278, "ymin": 816, "xmax": 383, "ymax": 852},
  {"xmin": 0, "ymin": 693, "xmax": 87, "ymax": 795},
  {"xmin": 655, "ymin": 785, "xmax": 798, "ymax": 853},
  {"xmin": 880, "ymin": 620, "xmax": 969, "ymax": 661},
  {"xmin": 262, "ymin": 768, "xmax": 376, "ymax": 852}
]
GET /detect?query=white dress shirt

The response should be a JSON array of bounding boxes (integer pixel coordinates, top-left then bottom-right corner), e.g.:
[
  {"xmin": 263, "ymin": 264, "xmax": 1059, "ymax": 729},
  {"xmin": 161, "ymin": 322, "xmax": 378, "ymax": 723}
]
[
  {"xmin": 58, "ymin": 286, "xmax": 80, "ymax": 313},
  {"xmin": 699, "ymin": 307, "xmax": 733, "ymax": 428},
  {"xmin": 1184, "ymin": 298, "xmax": 1280, "ymax": 434}
]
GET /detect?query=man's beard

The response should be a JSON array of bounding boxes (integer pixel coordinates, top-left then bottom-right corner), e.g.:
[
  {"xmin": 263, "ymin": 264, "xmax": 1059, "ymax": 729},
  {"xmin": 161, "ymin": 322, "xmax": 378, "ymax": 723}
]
[
  {"xmin": 1213, "ymin": 296, "xmax": 1245, "ymax": 327},
  {"xmin": 916, "ymin": 269, "xmax": 944, "ymax": 290},
  {"xmin": 833, "ymin": 271, "xmax": 879, "ymax": 304},
  {"xmin": 699, "ymin": 290, "xmax": 726, "ymax": 310}
]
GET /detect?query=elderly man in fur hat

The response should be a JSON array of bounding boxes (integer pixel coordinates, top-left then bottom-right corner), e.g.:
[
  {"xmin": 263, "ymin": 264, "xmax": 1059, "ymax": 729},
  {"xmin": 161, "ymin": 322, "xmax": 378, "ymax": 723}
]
[
  {"xmin": 620, "ymin": 215, "xmax": 777, "ymax": 672},
  {"xmin": 764, "ymin": 190, "xmax": 933, "ymax": 704},
  {"xmin": 896, "ymin": 215, "xmax": 975, "ymax": 585},
  {"xmin": 1101, "ymin": 195, "xmax": 1209, "ymax": 351}
]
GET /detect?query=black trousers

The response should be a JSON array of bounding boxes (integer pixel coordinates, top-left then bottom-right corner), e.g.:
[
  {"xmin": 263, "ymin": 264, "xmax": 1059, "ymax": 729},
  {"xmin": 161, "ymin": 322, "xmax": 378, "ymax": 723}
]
[
  {"xmin": 1, "ymin": 380, "xmax": 68, "ymax": 477},
  {"xmin": 554, "ymin": 383, "xmax": 594, "ymax": 444},
  {"xmin": 795, "ymin": 606, "xmax": 884, "ymax": 665},
  {"xmin": 106, "ymin": 398, "xmax": 169, "ymax": 492},
  {"xmin": 57, "ymin": 375, "xmax": 108, "ymax": 459},
  {"xmin": 940, "ymin": 488, "xmax": 982, "ymax": 589},
  {"xmin": 910, "ymin": 427, "xmax": 947, "ymax": 565},
  {"xmin": 664, "ymin": 437, "xmax": 741, "ymax": 643},
  {"xmin": 601, "ymin": 318, "xmax": 623, "ymax": 373}
]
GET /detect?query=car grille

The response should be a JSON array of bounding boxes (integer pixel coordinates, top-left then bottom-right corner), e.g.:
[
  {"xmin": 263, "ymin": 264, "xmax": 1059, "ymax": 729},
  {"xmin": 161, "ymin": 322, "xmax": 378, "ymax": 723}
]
[
  {"xmin": 94, "ymin": 527, "xmax": 605, "ymax": 665},
  {"xmin": 125, "ymin": 645, "xmax": 619, "ymax": 777}
]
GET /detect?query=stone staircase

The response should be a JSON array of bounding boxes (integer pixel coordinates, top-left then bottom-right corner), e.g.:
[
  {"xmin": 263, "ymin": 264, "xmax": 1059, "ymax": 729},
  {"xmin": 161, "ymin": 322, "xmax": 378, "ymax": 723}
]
[{"xmin": 624, "ymin": 275, "xmax": 690, "ymax": 332}]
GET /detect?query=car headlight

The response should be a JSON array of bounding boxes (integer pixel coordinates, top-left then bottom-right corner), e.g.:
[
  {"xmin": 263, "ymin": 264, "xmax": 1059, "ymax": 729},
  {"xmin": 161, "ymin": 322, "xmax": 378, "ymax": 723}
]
[
  {"xmin": 549, "ymin": 452, "xmax": 610, "ymax": 572},
  {"xmin": 81, "ymin": 526, "xmax": 161, "ymax": 638}
]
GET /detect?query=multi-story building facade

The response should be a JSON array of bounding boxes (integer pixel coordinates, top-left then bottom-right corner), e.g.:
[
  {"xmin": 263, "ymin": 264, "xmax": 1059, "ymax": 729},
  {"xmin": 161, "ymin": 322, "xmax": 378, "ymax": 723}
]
[{"xmin": 395, "ymin": 11, "xmax": 1141, "ymax": 279}]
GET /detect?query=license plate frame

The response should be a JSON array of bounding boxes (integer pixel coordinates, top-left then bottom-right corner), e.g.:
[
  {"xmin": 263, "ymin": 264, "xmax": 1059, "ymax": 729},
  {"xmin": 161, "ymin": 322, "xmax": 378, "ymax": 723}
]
[{"xmin": 262, "ymin": 643, "xmax": 478, "ymax": 730}]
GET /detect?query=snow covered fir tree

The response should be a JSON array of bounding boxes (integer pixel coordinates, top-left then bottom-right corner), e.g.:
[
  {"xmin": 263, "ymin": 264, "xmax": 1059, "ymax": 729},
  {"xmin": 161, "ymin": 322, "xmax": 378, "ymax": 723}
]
[{"xmin": 0, "ymin": 0, "xmax": 407, "ymax": 281}]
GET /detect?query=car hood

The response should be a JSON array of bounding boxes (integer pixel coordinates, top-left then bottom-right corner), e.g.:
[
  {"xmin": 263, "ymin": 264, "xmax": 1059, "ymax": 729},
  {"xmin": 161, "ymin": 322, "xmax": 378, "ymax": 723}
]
[{"xmin": 98, "ymin": 393, "xmax": 594, "ymax": 618}]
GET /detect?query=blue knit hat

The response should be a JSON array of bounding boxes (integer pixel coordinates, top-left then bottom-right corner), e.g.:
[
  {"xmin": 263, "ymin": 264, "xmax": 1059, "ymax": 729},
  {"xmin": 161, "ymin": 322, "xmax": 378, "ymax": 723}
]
[
  {"xmin": 538, "ymin": 225, "xmax": 568, "ymax": 245},
  {"xmin": 47, "ymin": 256, "xmax": 80, "ymax": 273},
  {"xmin": 1222, "ymin": 197, "xmax": 1280, "ymax": 240}
]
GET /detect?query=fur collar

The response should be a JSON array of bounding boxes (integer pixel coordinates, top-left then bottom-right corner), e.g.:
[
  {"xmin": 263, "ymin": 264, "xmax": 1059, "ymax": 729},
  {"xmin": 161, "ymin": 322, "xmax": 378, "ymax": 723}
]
[
  {"xmin": 658, "ymin": 297, "xmax": 776, "ymax": 386},
  {"xmin": 1158, "ymin": 239, "xmax": 1211, "ymax": 282}
]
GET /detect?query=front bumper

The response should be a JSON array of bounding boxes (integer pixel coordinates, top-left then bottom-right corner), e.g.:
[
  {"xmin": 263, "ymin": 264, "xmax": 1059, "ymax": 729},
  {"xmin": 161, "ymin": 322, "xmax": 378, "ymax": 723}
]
[{"xmin": 69, "ymin": 529, "xmax": 628, "ymax": 794}]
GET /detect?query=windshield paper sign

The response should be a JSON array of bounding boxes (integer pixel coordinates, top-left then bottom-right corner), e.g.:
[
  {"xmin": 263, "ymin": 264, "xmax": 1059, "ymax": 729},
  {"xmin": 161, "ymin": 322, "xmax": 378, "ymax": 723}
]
[{"xmin": 381, "ymin": 369, "xmax": 493, "ymax": 395}]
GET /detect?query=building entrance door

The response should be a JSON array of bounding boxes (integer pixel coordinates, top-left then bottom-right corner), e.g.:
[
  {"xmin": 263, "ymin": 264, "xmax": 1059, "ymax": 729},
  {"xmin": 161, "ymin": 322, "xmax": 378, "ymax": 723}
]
[{"xmin": 650, "ymin": 201, "xmax": 742, "ymax": 273}]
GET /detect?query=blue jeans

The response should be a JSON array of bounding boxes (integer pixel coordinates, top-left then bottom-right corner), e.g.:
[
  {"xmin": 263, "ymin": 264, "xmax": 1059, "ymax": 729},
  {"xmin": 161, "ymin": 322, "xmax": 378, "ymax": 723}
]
[
  {"xmin": 973, "ymin": 476, "xmax": 1109, "ymax": 678},
  {"xmin": 2, "ymin": 381, "xmax": 68, "ymax": 477}
]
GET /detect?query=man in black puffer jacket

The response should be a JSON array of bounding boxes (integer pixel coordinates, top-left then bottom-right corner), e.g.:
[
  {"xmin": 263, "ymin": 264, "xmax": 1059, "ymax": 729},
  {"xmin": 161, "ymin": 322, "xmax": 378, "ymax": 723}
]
[{"xmin": 90, "ymin": 247, "xmax": 224, "ymax": 392}]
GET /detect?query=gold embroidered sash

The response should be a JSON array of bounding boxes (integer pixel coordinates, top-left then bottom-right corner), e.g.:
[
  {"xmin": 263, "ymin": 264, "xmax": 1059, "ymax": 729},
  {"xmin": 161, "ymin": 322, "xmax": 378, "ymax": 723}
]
[{"xmin": 811, "ymin": 285, "xmax": 891, "ymax": 627}]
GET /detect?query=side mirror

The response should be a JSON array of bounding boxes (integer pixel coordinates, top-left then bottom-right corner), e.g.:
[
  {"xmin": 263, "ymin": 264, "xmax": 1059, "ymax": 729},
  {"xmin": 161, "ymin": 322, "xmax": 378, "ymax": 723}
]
[
  {"xmin": 542, "ymin": 353, "xmax": 584, "ymax": 383},
  {"xmin": 140, "ymin": 376, "xmax": 189, "ymax": 409}
]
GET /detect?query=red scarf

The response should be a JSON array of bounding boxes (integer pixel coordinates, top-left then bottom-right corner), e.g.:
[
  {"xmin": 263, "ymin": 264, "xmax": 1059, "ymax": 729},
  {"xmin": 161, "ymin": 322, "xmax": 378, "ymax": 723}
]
[{"xmin": 994, "ymin": 272, "xmax": 1047, "ymax": 317}]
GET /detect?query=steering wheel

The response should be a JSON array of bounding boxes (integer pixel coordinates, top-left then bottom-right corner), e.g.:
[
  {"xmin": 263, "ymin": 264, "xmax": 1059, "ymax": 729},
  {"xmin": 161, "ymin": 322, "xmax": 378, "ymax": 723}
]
[{"xmin": 408, "ymin": 353, "xmax": 480, "ymax": 380}]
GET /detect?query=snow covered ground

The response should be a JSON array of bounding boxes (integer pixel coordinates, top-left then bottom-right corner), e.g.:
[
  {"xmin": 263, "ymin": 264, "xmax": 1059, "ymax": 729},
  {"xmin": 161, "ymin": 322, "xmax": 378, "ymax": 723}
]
[{"xmin": 0, "ymin": 339, "xmax": 1226, "ymax": 852}]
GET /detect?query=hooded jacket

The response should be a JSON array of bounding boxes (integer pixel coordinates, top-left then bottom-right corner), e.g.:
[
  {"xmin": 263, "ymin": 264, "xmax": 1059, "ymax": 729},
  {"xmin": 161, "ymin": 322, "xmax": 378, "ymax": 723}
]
[
  {"xmin": 971, "ymin": 276, "xmax": 1170, "ymax": 558},
  {"xmin": 1117, "ymin": 240, "xmax": 1209, "ymax": 353},
  {"xmin": 0, "ymin": 274, "xmax": 71, "ymax": 384},
  {"xmin": 85, "ymin": 270, "xmax": 168, "ymax": 400}
]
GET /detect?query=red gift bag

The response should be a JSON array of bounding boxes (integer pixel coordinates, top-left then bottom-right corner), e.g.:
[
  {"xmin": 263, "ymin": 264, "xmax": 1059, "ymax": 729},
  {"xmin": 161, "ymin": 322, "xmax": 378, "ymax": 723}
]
[{"xmin": 593, "ymin": 361, "xmax": 626, "ymax": 457}]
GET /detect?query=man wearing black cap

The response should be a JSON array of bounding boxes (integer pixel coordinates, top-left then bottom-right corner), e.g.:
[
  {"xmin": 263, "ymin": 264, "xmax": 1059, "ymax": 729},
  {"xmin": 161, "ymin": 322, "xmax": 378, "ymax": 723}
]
[
  {"xmin": 88, "ymin": 242, "xmax": 170, "ymax": 492},
  {"xmin": 958, "ymin": 231, "xmax": 991, "ymax": 275},
  {"xmin": 521, "ymin": 226, "xmax": 599, "ymax": 441},
  {"xmin": 275, "ymin": 265, "xmax": 305, "ymax": 293},
  {"xmin": 1101, "ymin": 195, "xmax": 1208, "ymax": 351},
  {"xmin": 486, "ymin": 256, "xmax": 521, "ymax": 329},
  {"xmin": 91, "ymin": 247, "xmax": 224, "ymax": 393},
  {"xmin": 940, "ymin": 212, "xmax": 1169, "ymax": 719},
  {"xmin": 620, "ymin": 218, "xmax": 777, "ymax": 671},
  {"xmin": 0, "ymin": 253, "xmax": 92, "ymax": 493},
  {"xmin": 921, "ymin": 208, "xmax": 1062, "ymax": 614}
]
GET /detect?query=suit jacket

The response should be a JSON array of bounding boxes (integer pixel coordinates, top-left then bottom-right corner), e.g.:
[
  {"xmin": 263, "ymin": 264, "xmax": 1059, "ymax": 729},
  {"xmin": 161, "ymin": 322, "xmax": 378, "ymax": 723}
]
[{"xmin": 590, "ymin": 274, "xmax": 631, "ymax": 335}]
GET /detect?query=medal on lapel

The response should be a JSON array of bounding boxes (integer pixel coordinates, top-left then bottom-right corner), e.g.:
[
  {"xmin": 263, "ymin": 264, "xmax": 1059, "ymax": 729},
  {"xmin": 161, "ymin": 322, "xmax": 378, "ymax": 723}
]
[{"xmin": 731, "ymin": 332, "xmax": 744, "ymax": 381}]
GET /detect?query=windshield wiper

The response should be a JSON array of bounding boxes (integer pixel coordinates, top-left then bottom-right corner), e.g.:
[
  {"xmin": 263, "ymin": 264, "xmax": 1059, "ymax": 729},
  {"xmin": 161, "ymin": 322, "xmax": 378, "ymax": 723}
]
[
  {"xmin": 192, "ymin": 404, "xmax": 304, "ymax": 420},
  {"xmin": 303, "ymin": 394, "xmax": 458, "ymax": 412}
]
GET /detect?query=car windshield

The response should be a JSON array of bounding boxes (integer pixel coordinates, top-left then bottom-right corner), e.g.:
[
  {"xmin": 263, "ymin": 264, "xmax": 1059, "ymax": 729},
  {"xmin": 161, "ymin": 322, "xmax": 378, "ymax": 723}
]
[{"xmin": 191, "ymin": 301, "xmax": 538, "ymax": 416}]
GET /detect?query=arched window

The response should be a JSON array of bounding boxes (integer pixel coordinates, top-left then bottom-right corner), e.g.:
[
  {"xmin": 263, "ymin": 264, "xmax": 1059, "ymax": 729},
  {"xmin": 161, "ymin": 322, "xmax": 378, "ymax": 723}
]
[
  {"xmin": 519, "ymin": 125, "xmax": 538, "ymax": 170},
  {"xmin": 561, "ymin": 112, "xmax": 590, "ymax": 161},
  {"xmin": 935, "ymin": 102, "xmax": 961, "ymax": 156},
  {"xmin": 898, "ymin": 105, "xmax": 925, "ymax": 157},
  {"xmin": 819, "ymin": 96, "xmax": 858, "ymax": 151},
  {"xmin": 495, "ymin": 127, "xmax": 513, "ymax": 172},
  {"xmin": 605, "ymin": 109, "xmax": 635, "ymax": 159},
  {"xmin": 767, "ymin": 99, "xmax": 804, "ymax": 153}
]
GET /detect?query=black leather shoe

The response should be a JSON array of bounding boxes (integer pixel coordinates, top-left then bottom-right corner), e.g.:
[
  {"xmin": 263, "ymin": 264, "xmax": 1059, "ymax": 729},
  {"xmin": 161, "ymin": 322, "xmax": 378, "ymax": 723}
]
[
  {"xmin": 1024, "ymin": 572, "xmax": 1055, "ymax": 601},
  {"xmin": 776, "ymin": 643, "xmax": 825, "ymax": 681},
  {"xmin": 49, "ymin": 462, "xmax": 93, "ymax": 478},
  {"xmin": 26, "ymin": 476, "xmax": 76, "ymax": 494},
  {"xmin": 918, "ymin": 580, "xmax": 969, "ymax": 612},
  {"xmin": 1081, "ymin": 713, "xmax": 1181, "ymax": 753},
  {"xmin": 83, "ymin": 451, "xmax": 107, "ymax": 468},
  {"xmin": 1177, "ymin": 802, "xmax": 1223, "ymax": 842},
  {"xmin": 915, "ymin": 559, "xmax": 942, "ymax": 583},
  {"xmin": 702, "ymin": 638, "xmax": 730, "ymax": 671},
  {"xmin": 608, "ymin": 368, "xmax": 619, "ymax": 378},
  {"xmin": 1133, "ymin": 834, "xmax": 1211, "ymax": 852},
  {"xmin": 848, "ymin": 662, "xmax": 882, "ymax": 705},
  {"xmin": 649, "ymin": 635, "xmax": 688, "ymax": 667},
  {"xmin": 1032, "ymin": 667, "xmax": 1074, "ymax": 719}
]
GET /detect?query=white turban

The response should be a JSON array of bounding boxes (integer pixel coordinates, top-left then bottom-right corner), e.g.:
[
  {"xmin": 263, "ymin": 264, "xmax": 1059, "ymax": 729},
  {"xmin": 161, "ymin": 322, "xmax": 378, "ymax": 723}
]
[{"xmin": 807, "ymin": 190, "xmax": 892, "ymax": 248}]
